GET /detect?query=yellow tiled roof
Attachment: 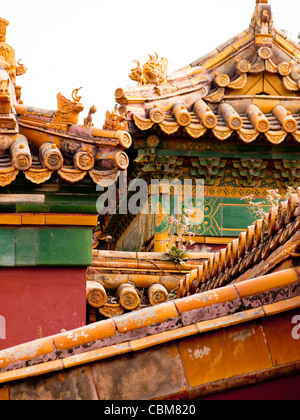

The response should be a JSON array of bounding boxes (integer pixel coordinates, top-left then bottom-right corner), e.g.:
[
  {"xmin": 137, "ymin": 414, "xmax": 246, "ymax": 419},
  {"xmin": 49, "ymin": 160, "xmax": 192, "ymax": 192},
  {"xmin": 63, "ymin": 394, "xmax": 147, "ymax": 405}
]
[
  {"xmin": 0, "ymin": 106, "xmax": 132, "ymax": 187},
  {"xmin": 0, "ymin": 184, "xmax": 300, "ymax": 399},
  {"xmin": 115, "ymin": 1, "xmax": 300, "ymax": 144},
  {"xmin": 0, "ymin": 265, "xmax": 299, "ymax": 386},
  {"xmin": 87, "ymin": 250, "xmax": 211, "ymax": 319},
  {"xmin": 0, "ymin": 18, "xmax": 132, "ymax": 187}
]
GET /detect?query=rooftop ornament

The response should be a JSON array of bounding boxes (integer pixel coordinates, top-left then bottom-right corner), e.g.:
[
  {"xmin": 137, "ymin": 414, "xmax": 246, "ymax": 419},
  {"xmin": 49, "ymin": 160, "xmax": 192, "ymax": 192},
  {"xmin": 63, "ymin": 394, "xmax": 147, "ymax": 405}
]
[
  {"xmin": 129, "ymin": 53, "xmax": 168, "ymax": 86},
  {"xmin": 0, "ymin": 18, "xmax": 9, "ymax": 43}
]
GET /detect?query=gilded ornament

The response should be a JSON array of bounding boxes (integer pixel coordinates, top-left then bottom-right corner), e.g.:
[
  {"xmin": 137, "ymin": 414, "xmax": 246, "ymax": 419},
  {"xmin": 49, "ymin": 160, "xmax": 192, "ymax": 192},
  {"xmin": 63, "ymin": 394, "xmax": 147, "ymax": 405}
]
[
  {"xmin": 205, "ymin": 88, "xmax": 225, "ymax": 103},
  {"xmin": 265, "ymin": 130, "xmax": 287, "ymax": 144},
  {"xmin": 0, "ymin": 168, "xmax": 18, "ymax": 187},
  {"xmin": 103, "ymin": 105, "xmax": 128, "ymax": 131},
  {"xmin": 265, "ymin": 58, "xmax": 278, "ymax": 73},
  {"xmin": 114, "ymin": 151, "xmax": 129, "ymax": 170},
  {"xmin": 24, "ymin": 168, "xmax": 53, "ymax": 184},
  {"xmin": 39, "ymin": 142, "xmax": 64, "ymax": 171},
  {"xmin": 84, "ymin": 105, "xmax": 97, "ymax": 128},
  {"xmin": 74, "ymin": 150, "xmax": 94, "ymax": 171},
  {"xmin": 98, "ymin": 303, "xmax": 125, "ymax": 318},
  {"xmin": 0, "ymin": 45, "xmax": 10, "ymax": 62},
  {"xmin": 249, "ymin": 56, "xmax": 265, "ymax": 73},
  {"xmin": 278, "ymin": 62, "xmax": 291, "ymax": 77},
  {"xmin": 10, "ymin": 135, "xmax": 32, "ymax": 170},
  {"xmin": 283, "ymin": 76, "xmax": 299, "ymax": 92},
  {"xmin": 133, "ymin": 114, "xmax": 154, "ymax": 131},
  {"xmin": 16, "ymin": 59, "xmax": 27, "ymax": 76},
  {"xmin": 236, "ymin": 59, "xmax": 251, "ymax": 74},
  {"xmin": 0, "ymin": 18, "xmax": 9, "ymax": 42},
  {"xmin": 48, "ymin": 88, "xmax": 84, "ymax": 131},
  {"xmin": 212, "ymin": 126, "xmax": 233, "ymax": 141},
  {"xmin": 237, "ymin": 128, "xmax": 260, "ymax": 143},
  {"xmin": 58, "ymin": 167, "xmax": 87, "ymax": 184},
  {"xmin": 214, "ymin": 74, "xmax": 230, "ymax": 88},
  {"xmin": 257, "ymin": 47, "xmax": 272, "ymax": 60},
  {"xmin": 147, "ymin": 135, "xmax": 160, "ymax": 148},
  {"xmin": 185, "ymin": 124, "xmax": 207, "ymax": 139},
  {"xmin": 228, "ymin": 73, "xmax": 248, "ymax": 90},
  {"xmin": 159, "ymin": 120, "xmax": 180, "ymax": 135},
  {"xmin": 89, "ymin": 169, "xmax": 120, "ymax": 185},
  {"xmin": 148, "ymin": 107, "xmax": 164, "ymax": 124},
  {"xmin": 291, "ymin": 64, "xmax": 300, "ymax": 81},
  {"xmin": 129, "ymin": 53, "xmax": 168, "ymax": 86}
]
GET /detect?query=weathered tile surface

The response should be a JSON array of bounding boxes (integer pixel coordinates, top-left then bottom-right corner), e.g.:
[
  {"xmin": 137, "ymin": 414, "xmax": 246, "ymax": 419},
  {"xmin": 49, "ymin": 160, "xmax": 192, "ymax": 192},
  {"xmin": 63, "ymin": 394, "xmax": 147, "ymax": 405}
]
[
  {"xmin": 9, "ymin": 366, "xmax": 98, "ymax": 400},
  {"xmin": 92, "ymin": 344, "xmax": 187, "ymax": 400}
]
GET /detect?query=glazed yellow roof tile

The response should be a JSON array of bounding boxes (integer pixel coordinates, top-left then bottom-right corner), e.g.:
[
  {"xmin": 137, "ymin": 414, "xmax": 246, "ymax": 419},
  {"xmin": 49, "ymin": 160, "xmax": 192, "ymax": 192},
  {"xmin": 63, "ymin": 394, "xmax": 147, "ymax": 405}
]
[
  {"xmin": 115, "ymin": 1, "xmax": 300, "ymax": 144},
  {"xmin": 175, "ymin": 285, "xmax": 238, "ymax": 315},
  {"xmin": 0, "ymin": 292, "xmax": 299, "ymax": 386},
  {"xmin": 0, "ymin": 18, "xmax": 132, "ymax": 187},
  {"xmin": 53, "ymin": 319, "xmax": 117, "ymax": 351},
  {"xmin": 0, "ymin": 259, "xmax": 300, "ymax": 384},
  {"xmin": 0, "ymin": 136, "xmax": 128, "ymax": 187},
  {"xmin": 115, "ymin": 302, "xmax": 179, "ymax": 334},
  {"xmin": 62, "ymin": 342, "xmax": 132, "ymax": 371},
  {"xmin": 87, "ymin": 250, "xmax": 212, "ymax": 319},
  {"xmin": 0, "ymin": 337, "xmax": 55, "ymax": 371},
  {"xmin": 128, "ymin": 102, "xmax": 300, "ymax": 144}
]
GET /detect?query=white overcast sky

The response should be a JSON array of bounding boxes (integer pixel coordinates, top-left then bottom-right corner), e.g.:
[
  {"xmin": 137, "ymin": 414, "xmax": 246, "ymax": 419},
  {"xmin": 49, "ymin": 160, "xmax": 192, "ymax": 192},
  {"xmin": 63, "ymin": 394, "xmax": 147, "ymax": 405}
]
[{"xmin": 1, "ymin": 0, "xmax": 299, "ymax": 126}]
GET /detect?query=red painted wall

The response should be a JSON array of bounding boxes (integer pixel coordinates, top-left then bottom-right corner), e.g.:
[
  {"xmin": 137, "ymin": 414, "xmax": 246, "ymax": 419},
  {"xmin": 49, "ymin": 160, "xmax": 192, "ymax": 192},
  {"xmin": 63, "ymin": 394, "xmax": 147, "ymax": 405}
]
[
  {"xmin": 201, "ymin": 373, "xmax": 300, "ymax": 400},
  {"xmin": 0, "ymin": 268, "xmax": 86, "ymax": 350}
]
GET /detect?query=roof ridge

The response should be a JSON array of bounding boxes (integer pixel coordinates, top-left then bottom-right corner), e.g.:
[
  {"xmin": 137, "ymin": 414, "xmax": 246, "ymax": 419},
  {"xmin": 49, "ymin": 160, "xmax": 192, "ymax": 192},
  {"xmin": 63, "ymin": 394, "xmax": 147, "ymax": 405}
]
[
  {"xmin": 181, "ymin": 28, "xmax": 253, "ymax": 72},
  {"xmin": 275, "ymin": 28, "xmax": 300, "ymax": 54},
  {"xmin": 0, "ymin": 293, "xmax": 299, "ymax": 385}
]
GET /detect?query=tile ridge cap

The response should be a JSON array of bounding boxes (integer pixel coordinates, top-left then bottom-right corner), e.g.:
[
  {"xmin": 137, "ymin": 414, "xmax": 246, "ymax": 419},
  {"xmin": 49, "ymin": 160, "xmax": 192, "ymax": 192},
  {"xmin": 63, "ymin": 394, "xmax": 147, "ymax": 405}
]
[
  {"xmin": 1, "ymin": 267, "xmax": 299, "ymax": 377},
  {"xmin": 1, "ymin": 295, "xmax": 300, "ymax": 386}
]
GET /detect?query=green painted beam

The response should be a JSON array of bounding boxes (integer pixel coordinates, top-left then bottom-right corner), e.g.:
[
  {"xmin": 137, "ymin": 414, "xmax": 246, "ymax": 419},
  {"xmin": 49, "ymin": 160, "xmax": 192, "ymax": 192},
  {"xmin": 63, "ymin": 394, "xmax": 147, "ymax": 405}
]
[{"xmin": 0, "ymin": 227, "xmax": 93, "ymax": 267}]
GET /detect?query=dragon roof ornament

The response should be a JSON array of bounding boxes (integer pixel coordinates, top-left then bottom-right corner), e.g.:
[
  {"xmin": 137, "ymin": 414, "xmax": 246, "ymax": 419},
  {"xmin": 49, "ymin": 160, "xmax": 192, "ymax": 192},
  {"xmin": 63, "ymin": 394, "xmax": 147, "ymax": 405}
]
[
  {"xmin": 129, "ymin": 52, "xmax": 168, "ymax": 86},
  {"xmin": 0, "ymin": 18, "xmax": 9, "ymax": 43},
  {"xmin": 0, "ymin": 17, "xmax": 132, "ymax": 187}
]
